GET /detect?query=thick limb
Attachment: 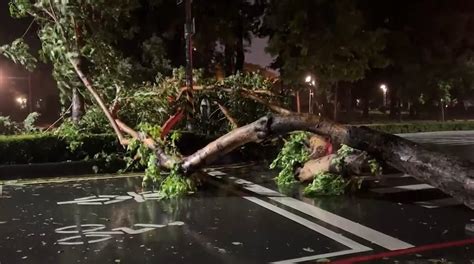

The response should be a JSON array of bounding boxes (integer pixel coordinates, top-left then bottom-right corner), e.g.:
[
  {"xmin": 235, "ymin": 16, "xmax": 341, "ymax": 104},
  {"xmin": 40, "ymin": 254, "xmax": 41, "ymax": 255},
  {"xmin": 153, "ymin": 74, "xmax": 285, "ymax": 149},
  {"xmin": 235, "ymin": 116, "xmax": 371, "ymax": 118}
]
[{"xmin": 180, "ymin": 114, "xmax": 474, "ymax": 209}]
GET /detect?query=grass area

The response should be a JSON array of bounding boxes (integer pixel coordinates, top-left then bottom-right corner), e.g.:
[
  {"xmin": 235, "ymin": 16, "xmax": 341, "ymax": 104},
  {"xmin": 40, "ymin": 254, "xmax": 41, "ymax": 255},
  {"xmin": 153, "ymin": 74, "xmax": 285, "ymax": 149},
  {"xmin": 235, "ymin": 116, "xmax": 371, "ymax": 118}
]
[{"xmin": 363, "ymin": 120, "xmax": 474, "ymax": 134}]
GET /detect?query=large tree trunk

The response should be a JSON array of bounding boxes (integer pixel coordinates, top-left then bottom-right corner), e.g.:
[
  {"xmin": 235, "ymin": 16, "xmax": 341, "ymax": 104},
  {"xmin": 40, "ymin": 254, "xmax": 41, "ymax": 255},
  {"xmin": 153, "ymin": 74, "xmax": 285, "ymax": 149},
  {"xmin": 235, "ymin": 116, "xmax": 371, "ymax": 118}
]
[
  {"xmin": 71, "ymin": 87, "xmax": 84, "ymax": 123},
  {"xmin": 297, "ymin": 151, "xmax": 371, "ymax": 182},
  {"xmin": 177, "ymin": 114, "xmax": 474, "ymax": 209},
  {"xmin": 224, "ymin": 45, "xmax": 234, "ymax": 76}
]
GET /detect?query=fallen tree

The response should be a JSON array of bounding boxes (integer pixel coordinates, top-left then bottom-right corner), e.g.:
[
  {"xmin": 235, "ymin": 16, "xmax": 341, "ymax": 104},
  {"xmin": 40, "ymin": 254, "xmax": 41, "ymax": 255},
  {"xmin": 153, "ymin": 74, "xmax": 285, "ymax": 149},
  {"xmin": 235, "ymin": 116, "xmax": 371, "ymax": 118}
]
[{"xmin": 117, "ymin": 114, "xmax": 474, "ymax": 209}]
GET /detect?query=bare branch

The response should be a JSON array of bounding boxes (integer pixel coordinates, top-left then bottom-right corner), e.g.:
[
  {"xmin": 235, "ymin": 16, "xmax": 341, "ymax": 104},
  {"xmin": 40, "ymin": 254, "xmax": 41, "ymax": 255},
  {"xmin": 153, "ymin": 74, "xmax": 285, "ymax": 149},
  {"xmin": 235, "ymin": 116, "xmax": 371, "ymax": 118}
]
[
  {"xmin": 215, "ymin": 101, "xmax": 239, "ymax": 128},
  {"xmin": 239, "ymin": 90, "xmax": 293, "ymax": 115},
  {"xmin": 241, "ymin": 88, "xmax": 280, "ymax": 97},
  {"xmin": 69, "ymin": 57, "xmax": 127, "ymax": 146}
]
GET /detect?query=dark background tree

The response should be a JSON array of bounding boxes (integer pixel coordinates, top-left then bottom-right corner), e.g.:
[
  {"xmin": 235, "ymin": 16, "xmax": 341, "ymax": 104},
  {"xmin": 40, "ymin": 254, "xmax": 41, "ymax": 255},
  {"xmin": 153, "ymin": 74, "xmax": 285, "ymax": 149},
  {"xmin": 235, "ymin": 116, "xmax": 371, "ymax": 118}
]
[{"xmin": 259, "ymin": 0, "xmax": 388, "ymax": 121}]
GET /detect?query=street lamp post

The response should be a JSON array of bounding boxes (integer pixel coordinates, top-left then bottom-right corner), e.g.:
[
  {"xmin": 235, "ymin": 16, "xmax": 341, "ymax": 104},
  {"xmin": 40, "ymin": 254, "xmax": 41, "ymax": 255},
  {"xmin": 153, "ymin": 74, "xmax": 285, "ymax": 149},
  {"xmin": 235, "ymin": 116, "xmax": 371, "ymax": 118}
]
[
  {"xmin": 305, "ymin": 75, "xmax": 316, "ymax": 114},
  {"xmin": 380, "ymin": 84, "xmax": 388, "ymax": 107}
]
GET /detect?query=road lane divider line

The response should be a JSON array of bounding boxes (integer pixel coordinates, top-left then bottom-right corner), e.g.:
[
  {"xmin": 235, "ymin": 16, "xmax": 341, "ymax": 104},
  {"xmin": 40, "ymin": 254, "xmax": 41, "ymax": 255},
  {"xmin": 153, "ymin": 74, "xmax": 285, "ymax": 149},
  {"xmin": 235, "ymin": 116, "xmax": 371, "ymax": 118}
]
[{"xmin": 209, "ymin": 170, "xmax": 414, "ymax": 251}]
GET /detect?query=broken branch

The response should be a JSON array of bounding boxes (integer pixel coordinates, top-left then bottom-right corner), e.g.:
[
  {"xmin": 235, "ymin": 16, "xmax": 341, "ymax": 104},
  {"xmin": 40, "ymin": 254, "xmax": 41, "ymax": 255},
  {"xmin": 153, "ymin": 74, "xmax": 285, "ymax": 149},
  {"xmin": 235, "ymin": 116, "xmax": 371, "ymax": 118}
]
[
  {"xmin": 215, "ymin": 101, "xmax": 239, "ymax": 128},
  {"xmin": 69, "ymin": 57, "xmax": 127, "ymax": 146},
  {"xmin": 115, "ymin": 119, "xmax": 175, "ymax": 169}
]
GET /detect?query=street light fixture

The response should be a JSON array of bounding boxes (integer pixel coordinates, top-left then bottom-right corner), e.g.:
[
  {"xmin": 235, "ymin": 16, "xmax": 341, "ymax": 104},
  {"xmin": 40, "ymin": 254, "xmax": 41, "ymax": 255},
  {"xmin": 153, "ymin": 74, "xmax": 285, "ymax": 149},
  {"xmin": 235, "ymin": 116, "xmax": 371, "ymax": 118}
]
[
  {"xmin": 15, "ymin": 96, "xmax": 27, "ymax": 109},
  {"xmin": 0, "ymin": 66, "xmax": 33, "ymax": 112},
  {"xmin": 380, "ymin": 84, "xmax": 388, "ymax": 107},
  {"xmin": 305, "ymin": 74, "xmax": 317, "ymax": 114}
]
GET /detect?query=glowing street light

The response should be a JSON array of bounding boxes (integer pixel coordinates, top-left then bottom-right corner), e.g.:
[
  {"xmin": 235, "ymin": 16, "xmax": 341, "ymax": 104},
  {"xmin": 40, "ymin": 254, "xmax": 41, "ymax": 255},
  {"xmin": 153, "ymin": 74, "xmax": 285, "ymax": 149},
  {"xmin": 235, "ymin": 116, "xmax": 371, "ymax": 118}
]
[
  {"xmin": 15, "ymin": 96, "xmax": 27, "ymax": 109},
  {"xmin": 305, "ymin": 74, "xmax": 317, "ymax": 114},
  {"xmin": 0, "ymin": 66, "xmax": 33, "ymax": 112},
  {"xmin": 380, "ymin": 84, "xmax": 388, "ymax": 107}
]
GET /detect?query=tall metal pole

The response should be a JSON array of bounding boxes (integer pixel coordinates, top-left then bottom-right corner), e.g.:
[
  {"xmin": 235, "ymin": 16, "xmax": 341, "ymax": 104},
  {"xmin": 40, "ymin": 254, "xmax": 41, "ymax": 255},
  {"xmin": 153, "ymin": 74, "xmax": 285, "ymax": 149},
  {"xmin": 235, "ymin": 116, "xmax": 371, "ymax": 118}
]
[
  {"xmin": 184, "ymin": 0, "xmax": 194, "ymax": 96},
  {"xmin": 28, "ymin": 73, "xmax": 32, "ymax": 113}
]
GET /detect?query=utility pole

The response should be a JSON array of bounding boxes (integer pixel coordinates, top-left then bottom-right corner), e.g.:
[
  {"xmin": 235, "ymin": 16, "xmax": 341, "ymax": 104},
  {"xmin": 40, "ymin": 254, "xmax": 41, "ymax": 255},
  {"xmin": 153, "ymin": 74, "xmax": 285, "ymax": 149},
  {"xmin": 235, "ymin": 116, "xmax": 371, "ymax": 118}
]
[
  {"xmin": 184, "ymin": 0, "xmax": 194, "ymax": 97},
  {"xmin": 28, "ymin": 73, "xmax": 32, "ymax": 113}
]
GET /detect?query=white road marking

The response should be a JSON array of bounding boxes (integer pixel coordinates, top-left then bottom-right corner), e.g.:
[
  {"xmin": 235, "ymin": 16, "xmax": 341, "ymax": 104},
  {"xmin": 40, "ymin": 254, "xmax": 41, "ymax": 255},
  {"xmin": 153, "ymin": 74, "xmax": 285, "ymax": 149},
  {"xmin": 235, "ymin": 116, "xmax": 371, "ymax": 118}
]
[
  {"xmin": 86, "ymin": 231, "xmax": 124, "ymax": 235},
  {"xmin": 127, "ymin": 192, "xmax": 145, "ymax": 202},
  {"xmin": 57, "ymin": 200, "xmax": 80, "ymax": 205},
  {"xmin": 271, "ymin": 249, "xmax": 363, "ymax": 264},
  {"xmin": 415, "ymin": 197, "xmax": 461, "ymax": 208},
  {"xmin": 112, "ymin": 227, "xmax": 155, "ymax": 235},
  {"xmin": 371, "ymin": 184, "xmax": 435, "ymax": 194},
  {"xmin": 98, "ymin": 195, "xmax": 118, "ymax": 198},
  {"xmin": 271, "ymin": 196, "xmax": 414, "ymax": 250},
  {"xmin": 77, "ymin": 202, "xmax": 103, "ymax": 205},
  {"xmin": 134, "ymin": 224, "xmax": 166, "ymax": 228},
  {"xmin": 168, "ymin": 221, "xmax": 185, "ymax": 226},
  {"xmin": 212, "ymin": 171, "xmax": 414, "ymax": 251},
  {"xmin": 55, "ymin": 224, "xmax": 105, "ymax": 234},
  {"xmin": 74, "ymin": 196, "xmax": 97, "ymax": 201},
  {"xmin": 245, "ymin": 196, "xmax": 371, "ymax": 253},
  {"xmin": 103, "ymin": 199, "xmax": 125, "ymax": 205}
]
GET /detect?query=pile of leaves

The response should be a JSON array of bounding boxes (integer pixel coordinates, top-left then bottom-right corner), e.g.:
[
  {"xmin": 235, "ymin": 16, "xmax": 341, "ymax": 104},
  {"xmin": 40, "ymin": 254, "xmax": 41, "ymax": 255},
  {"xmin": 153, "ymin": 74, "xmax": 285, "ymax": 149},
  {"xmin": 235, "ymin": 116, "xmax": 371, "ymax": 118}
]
[
  {"xmin": 303, "ymin": 172, "xmax": 346, "ymax": 196},
  {"xmin": 271, "ymin": 133, "xmax": 382, "ymax": 197},
  {"xmin": 270, "ymin": 132, "xmax": 310, "ymax": 186}
]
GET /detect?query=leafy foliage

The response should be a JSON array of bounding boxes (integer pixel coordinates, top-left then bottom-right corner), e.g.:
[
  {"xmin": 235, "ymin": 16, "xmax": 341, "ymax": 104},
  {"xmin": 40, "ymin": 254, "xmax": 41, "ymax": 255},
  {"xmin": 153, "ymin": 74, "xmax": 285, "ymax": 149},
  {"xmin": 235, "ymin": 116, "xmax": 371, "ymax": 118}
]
[
  {"xmin": 303, "ymin": 172, "xmax": 347, "ymax": 196},
  {"xmin": 262, "ymin": 0, "xmax": 387, "ymax": 89},
  {"xmin": 124, "ymin": 124, "xmax": 195, "ymax": 198},
  {"xmin": 368, "ymin": 159, "xmax": 382, "ymax": 176},
  {"xmin": 331, "ymin": 144, "xmax": 357, "ymax": 171},
  {"xmin": 0, "ymin": 38, "xmax": 37, "ymax": 71},
  {"xmin": 191, "ymin": 71, "xmax": 285, "ymax": 135},
  {"xmin": 0, "ymin": 116, "xmax": 19, "ymax": 135},
  {"xmin": 0, "ymin": 113, "xmax": 41, "ymax": 135},
  {"xmin": 23, "ymin": 112, "xmax": 40, "ymax": 133},
  {"xmin": 55, "ymin": 108, "xmax": 111, "ymax": 151},
  {"xmin": 0, "ymin": 133, "xmax": 118, "ymax": 165},
  {"xmin": 159, "ymin": 165, "xmax": 196, "ymax": 198},
  {"xmin": 270, "ymin": 132, "xmax": 310, "ymax": 186},
  {"xmin": 5, "ymin": 0, "xmax": 169, "ymax": 107}
]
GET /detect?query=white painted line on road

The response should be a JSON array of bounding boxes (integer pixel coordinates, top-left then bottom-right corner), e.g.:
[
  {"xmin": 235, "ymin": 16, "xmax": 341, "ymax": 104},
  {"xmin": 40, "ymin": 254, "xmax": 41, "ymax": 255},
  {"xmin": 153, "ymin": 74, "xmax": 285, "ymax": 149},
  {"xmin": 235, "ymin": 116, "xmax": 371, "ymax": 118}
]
[
  {"xmin": 77, "ymin": 202, "xmax": 103, "ymax": 205},
  {"xmin": 74, "ymin": 195, "xmax": 97, "ymax": 201},
  {"xmin": 134, "ymin": 224, "xmax": 166, "ymax": 228},
  {"xmin": 103, "ymin": 199, "xmax": 124, "ymax": 205},
  {"xmin": 271, "ymin": 249, "xmax": 362, "ymax": 264},
  {"xmin": 233, "ymin": 178, "xmax": 285, "ymax": 197},
  {"xmin": 212, "ymin": 171, "xmax": 414, "ymax": 251},
  {"xmin": 415, "ymin": 197, "xmax": 461, "ymax": 208},
  {"xmin": 244, "ymin": 196, "xmax": 371, "ymax": 256},
  {"xmin": 271, "ymin": 196, "xmax": 414, "ymax": 250},
  {"xmin": 371, "ymin": 184, "xmax": 435, "ymax": 194}
]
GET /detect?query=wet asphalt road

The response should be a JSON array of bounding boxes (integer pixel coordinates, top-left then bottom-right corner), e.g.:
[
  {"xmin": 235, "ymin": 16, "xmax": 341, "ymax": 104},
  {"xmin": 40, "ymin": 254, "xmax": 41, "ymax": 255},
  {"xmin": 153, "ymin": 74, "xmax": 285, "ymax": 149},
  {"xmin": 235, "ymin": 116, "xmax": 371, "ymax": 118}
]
[{"xmin": 0, "ymin": 131, "xmax": 474, "ymax": 263}]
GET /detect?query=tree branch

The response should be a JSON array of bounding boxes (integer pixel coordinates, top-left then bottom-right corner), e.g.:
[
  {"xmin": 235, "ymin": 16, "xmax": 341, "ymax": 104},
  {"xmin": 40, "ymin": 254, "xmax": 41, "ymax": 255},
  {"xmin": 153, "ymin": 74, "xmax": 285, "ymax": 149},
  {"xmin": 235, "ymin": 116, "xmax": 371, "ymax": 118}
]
[
  {"xmin": 215, "ymin": 101, "xmax": 239, "ymax": 128},
  {"xmin": 239, "ymin": 90, "xmax": 293, "ymax": 115},
  {"xmin": 69, "ymin": 57, "xmax": 127, "ymax": 145},
  {"xmin": 115, "ymin": 119, "xmax": 175, "ymax": 169}
]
